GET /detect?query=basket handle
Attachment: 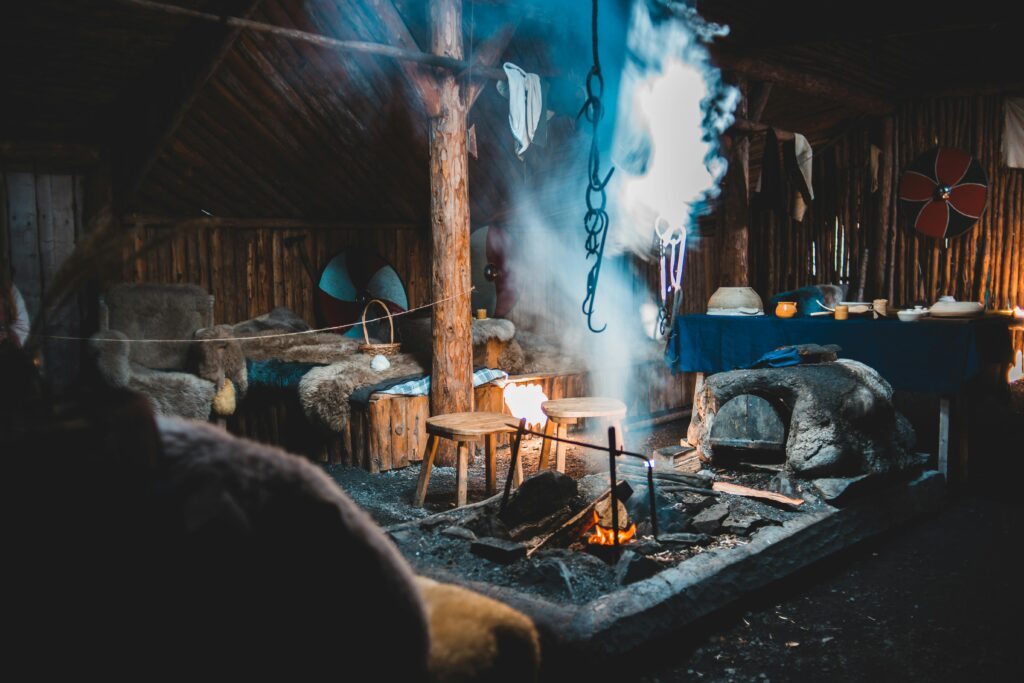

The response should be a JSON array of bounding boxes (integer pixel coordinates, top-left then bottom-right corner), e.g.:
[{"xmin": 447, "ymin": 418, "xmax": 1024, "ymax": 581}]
[{"xmin": 361, "ymin": 299, "xmax": 395, "ymax": 345}]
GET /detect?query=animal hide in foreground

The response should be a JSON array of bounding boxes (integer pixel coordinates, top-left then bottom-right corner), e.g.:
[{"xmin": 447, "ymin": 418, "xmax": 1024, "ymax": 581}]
[{"xmin": 7, "ymin": 391, "xmax": 429, "ymax": 679}]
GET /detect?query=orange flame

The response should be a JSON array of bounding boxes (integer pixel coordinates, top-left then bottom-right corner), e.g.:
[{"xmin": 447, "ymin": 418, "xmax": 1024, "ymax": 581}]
[
  {"xmin": 1014, "ymin": 306, "xmax": 1024, "ymax": 320},
  {"xmin": 502, "ymin": 383, "xmax": 549, "ymax": 429},
  {"xmin": 587, "ymin": 511, "xmax": 637, "ymax": 546}
]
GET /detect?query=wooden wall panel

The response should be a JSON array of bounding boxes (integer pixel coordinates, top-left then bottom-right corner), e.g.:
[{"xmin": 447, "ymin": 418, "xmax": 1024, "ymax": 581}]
[
  {"xmin": 2, "ymin": 169, "xmax": 84, "ymax": 386},
  {"xmin": 116, "ymin": 223, "xmax": 431, "ymax": 327},
  {"xmin": 741, "ymin": 94, "xmax": 1024, "ymax": 356}
]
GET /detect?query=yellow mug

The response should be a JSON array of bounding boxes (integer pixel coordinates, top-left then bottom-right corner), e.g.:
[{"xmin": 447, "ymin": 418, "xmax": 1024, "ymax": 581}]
[{"xmin": 775, "ymin": 301, "xmax": 797, "ymax": 318}]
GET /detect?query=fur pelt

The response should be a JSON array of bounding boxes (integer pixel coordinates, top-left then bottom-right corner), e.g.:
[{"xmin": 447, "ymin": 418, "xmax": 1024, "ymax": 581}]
[
  {"xmin": 104, "ymin": 283, "xmax": 211, "ymax": 370},
  {"xmin": 298, "ymin": 351, "xmax": 426, "ymax": 432},
  {"xmin": 90, "ymin": 329, "xmax": 216, "ymax": 419},
  {"xmin": 194, "ymin": 324, "xmax": 248, "ymax": 395},
  {"xmin": 129, "ymin": 364, "xmax": 216, "ymax": 420},
  {"xmin": 236, "ymin": 330, "xmax": 366, "ymax": 364},
  {"xmin": 415, "ymin": 576, "xmax": 541, "ymax": 683},
  {"xmin": 154, "ymin": 417, "xmax": 430, "ymax": 679},
  {"xmin": 90, "ymin": 329, "xmax": 131, "ymax": 387},
  {"xmin": 231, "ymin": 306, "xmax": 310, "ymax": 336}
]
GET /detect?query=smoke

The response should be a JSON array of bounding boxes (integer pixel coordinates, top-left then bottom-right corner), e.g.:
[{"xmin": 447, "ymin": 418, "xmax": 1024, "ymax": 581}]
[{"xmin": 610, "ymin": 0, "xmax": 738, "ymax": 255}]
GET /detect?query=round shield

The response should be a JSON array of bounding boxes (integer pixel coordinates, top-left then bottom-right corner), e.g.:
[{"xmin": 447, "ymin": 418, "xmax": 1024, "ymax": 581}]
[
  {"xmin": 316, "ymin": 249, "xmax": 408, "ymax": 338},
  {"xmin": 470, "ymin": 225, "xmax": 517, "ymax": 317},
  {"xmin": 898, "ymin": 147, "xmax": 988, "ymax": 239}
]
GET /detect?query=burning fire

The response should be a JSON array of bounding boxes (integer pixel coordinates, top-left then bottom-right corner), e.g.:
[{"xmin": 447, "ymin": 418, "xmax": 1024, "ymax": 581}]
[
  {"xmin": 1014, "ymin": 306, "xmax": 1024, "ymax": 320},
  {"xmin": 587, "ymin": 511, "xmax": 637, "ymax": 546},
  {"xmin": 502, "ymin": 383, "xmax": 549, "ymax": 429}
]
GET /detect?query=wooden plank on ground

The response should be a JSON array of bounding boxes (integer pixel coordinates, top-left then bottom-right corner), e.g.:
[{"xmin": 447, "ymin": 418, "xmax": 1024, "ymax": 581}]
[{"xmin": 712, "ymin": 481, "xmax": 804, "ymax": 507}]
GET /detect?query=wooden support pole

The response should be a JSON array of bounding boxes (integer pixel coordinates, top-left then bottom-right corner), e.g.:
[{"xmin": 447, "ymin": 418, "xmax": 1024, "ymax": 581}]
[{"xmin": 428, "ymin": 0, "xmax": 474, "ymax": 466}]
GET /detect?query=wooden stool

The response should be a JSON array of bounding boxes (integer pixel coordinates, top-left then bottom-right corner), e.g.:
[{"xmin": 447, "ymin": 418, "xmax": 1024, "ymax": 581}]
[
  {"xmin": 538, "ymin": 397, "xmax": 627, "ymax": 473},
  {"xmin": 413, "ymin": 412, "xmax": 523, "ymax": 508}
]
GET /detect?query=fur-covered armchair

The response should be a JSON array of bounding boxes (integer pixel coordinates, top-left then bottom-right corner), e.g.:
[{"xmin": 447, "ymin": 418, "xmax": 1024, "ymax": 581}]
[{"xmin": 90, "ymin": 284, "xmax": 246, "ymax": 420}]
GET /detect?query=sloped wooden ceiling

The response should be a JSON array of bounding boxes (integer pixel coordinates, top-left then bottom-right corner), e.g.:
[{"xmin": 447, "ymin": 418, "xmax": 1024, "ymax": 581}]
[
  {"xmin": 2, "ymin": 1, "xmax": 1019, "ymax": 224},
  {"xmin": 0, "ymin": 0, "xmax": 559, "ymax": 223},
  {"xmin": 697, "ymin": 0, "xmax": 1021, "ymax": 148}
]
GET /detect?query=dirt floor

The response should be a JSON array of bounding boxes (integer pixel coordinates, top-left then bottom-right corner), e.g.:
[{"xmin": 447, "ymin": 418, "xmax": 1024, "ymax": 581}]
[
  {"xmin": 324, "ymin": 419, "xmax": 1021, "ymax": 682},
  {"xmin": 621, "ymin": 493, "xmax": 1021, "ymax": 682}
]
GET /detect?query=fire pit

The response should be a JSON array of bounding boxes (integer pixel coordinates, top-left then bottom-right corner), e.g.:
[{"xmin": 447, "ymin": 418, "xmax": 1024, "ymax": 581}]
[{"xmin": 385, "ymin": 421, "xmax": 944, "ymax": 664}]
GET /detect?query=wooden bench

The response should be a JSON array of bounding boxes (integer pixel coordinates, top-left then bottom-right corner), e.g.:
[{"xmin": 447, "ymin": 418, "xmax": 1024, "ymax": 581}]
[
  {"xmin": 538, "ymin": 397, "xmax": 627, "ymax": 473},
  {"xmin": 413, "ymin": 412, "xmax": 523, "ymax": 508}
]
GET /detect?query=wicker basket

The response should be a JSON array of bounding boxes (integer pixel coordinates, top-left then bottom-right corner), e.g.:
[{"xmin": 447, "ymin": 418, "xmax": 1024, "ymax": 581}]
[{"xmin": 358, "ymin": 299, "xmax": 401, "ymax": 356}]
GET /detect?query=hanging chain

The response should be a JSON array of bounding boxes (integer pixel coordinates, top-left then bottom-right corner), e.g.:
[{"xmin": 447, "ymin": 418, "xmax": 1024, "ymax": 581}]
[{"xmin": 579, "ymin": 0, "xmax": 614, "ymax": 333}]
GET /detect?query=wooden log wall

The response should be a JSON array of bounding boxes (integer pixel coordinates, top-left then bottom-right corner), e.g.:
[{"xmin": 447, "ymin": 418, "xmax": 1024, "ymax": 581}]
[
  {"xmin": 1, "ymin": 169, "xmax": 86, "ymax": 386},
  {"xmin": 745, "ymin": 94, "xmax": 1024, "ymax": 356},
  {"xmin": 116, "ymin": 222, "xmax": 431, "ymax": 326}
]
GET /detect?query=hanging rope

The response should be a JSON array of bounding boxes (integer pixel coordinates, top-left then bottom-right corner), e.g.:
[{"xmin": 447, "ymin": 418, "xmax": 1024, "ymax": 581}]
[{"xmin": 579, "ymin": 0, "xmax": 614, "ymax": 334}]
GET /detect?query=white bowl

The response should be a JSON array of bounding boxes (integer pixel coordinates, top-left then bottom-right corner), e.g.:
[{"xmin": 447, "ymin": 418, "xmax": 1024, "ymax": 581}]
[
  {"xmin": 897, "ymin": 309, "xmax": 929, "ymax": 322},
  {"xmin": 929, "ymin": 300, "xmax": 984, "ymax": 318}
]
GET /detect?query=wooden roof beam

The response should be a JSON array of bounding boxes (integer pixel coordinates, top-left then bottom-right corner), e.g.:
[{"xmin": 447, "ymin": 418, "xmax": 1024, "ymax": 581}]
[
  {"xmin": 114, "ymin": 0, "xmax": 513, "ymax": 81},
  {"xmin": 714, "ymin": 52, "xmax": 891, "ymax": 115},
  {"xmin": 112, "ymin": 0, "xmax": 265, "ymax": 205},
  {"xmin": 365, "ymin": 0, "xmax": 441, "ymax": 117},
  {"xmin": 465, "ymin": 23, "xmax": 519, "ymax": 110}
]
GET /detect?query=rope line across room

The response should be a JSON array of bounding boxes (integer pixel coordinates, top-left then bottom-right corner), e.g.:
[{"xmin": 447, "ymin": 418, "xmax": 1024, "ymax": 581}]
[{"xmin": 41, "ymin": 288, "xmax": 475, "ymax": 344}]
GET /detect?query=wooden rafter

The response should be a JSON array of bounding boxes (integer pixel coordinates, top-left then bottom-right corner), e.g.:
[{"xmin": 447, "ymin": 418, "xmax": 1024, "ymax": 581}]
[
  {"xmin": 114, "ymin": 0, "xmax": 511, "ymax": 81},
  {"xmin": 464, "ymin": 23, "xmax": 519, "ymax": 110},
  {"xmin": 113, "ymin": 0, "xmax": 265, "ymax": 203},
  {"xmin": 714, "ymin": 52, "xmax": 891, "ymax": 115},
  {"xmin": 365, "ymin": 0, "xmax": 441, "ymax": 117}
]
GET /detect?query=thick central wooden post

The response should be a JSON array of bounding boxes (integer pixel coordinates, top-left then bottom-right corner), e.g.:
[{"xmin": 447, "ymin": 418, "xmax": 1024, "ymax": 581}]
[{"xmin": 429, "ymin": 0, "xmax": 473, "ymax": 463}]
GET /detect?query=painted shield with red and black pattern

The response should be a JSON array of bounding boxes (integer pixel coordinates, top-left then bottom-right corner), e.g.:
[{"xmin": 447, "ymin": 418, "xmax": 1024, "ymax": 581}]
[
  {"xmin": 898, "ymin": 147, "xmax": 988, "ymax": 239},
  {"xmin": 316, "ymin": 249, "xmax": 408, "ymax": 338}
]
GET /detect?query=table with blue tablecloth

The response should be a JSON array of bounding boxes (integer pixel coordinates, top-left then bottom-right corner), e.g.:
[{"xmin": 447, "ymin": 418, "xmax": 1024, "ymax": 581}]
[
  {"xmin": 665, "ymin": 313, "xmax": 1013, "ymax": 478},
  {"xmin": 666, "ymin": 314, "xmax": 1012, "ymax": 394}
]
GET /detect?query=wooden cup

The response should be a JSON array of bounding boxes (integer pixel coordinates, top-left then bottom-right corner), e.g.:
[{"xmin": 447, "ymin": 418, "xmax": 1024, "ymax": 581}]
[
  {"xmin": 475, "ymin": 308, "xmax": 488, "ymax": 320},
  {"xmin": 835, "ymin": 304, "xmax": 849, "ymax": 320},
  {"xmin": 873, "ymin": 299, "xmax": 888, "ymax": 318}
]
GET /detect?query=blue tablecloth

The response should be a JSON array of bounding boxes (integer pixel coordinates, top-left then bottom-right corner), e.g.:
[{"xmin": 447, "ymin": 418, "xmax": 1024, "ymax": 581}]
[{"xmin": 665, "ymin": 314, "xmax": 1012, "ymax": 394}]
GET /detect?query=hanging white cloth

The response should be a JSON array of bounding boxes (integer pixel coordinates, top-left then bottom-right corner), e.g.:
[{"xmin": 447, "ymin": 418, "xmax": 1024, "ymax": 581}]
[
  {"xmin": 502, "ymin": 62, "xmax": 542, "ymax": 158},
  {"xmin": 1003, "ymin": 97, "xmax": 1024, "ymax": 169},
  {"xmin": 793, "ymin": 133, "xmax": 814, "ymax": 200}
]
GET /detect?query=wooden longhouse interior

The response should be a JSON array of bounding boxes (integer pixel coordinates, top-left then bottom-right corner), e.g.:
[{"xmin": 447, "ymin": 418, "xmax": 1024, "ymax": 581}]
[{"xmin": 2, "ymin": 0, "xmax": 1022, "ymax": 679}]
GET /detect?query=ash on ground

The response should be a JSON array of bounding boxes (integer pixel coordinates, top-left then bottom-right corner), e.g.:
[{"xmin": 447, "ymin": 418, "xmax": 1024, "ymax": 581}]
[{"xmin": 324, "ymin": 420, "xmax": 834, "ymax": 604}]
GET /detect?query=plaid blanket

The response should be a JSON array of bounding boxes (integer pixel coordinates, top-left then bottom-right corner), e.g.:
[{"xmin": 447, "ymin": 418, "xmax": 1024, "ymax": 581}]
[{"xmin": 378, "ymin": 367, "xmax": 508, "ymax": 396}]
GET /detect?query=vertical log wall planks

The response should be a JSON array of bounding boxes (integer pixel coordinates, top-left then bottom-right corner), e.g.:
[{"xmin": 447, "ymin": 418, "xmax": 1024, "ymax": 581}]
[
  {"xmin": 428, "ymin": 0, "xmax": 474, "ymax": 465},
  {"xmin": 2, "ymin": 170, "xmax": 85, "ymax": 386},
  {"xmin": 741, "ymin": 94, "xmax": 1023, "ymax": 357},
  {"xmin": 718, "ymin": 79, "xmax": 750, "ymax": 287}
]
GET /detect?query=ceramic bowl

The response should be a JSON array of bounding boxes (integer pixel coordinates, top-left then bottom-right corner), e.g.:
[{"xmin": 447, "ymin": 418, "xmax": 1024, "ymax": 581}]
[
  {"xmin": 929, "ymin": 300, "xmax": 984, "ymax": 318},
  {"xmin": 897, "ymin": 308, "xmax": 929, "ymax": 322},
  {"xmin": 707, "ymin": 287, "xmax": 763, "ymax": 312}
]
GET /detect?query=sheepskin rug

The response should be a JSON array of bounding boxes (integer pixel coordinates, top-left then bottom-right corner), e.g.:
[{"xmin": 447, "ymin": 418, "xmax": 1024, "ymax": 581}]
[
  {"xmin": 416, "ymin": 576, "xmax": 541, "ymax": 683},
  {"xmin": 299, "ymin": 351, "xmax": 427, "ymax": 433}
]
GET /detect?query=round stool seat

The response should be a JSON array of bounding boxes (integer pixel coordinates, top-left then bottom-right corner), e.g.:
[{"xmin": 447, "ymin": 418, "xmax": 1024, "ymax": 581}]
[
  {"xmin": 426, "ymin": 411, "xmax": 519, "ymax": 440},
  {"xmin": 541, "ymin": 397, "xmax": 627, "ymax": 420}
]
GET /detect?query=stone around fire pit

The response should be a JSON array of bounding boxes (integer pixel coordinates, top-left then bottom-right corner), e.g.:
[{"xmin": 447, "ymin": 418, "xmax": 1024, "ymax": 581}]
[
  {"xmin": 499, "ymin": 470, "xmax": 578, "ymax": 527},
  {"xmin": 688, "ymin": 359, "xmax": 917, "ymax": 478},
  {"xmin": 471, "ymin": 537, "xmax": 528, "ymax": 564},
  {"xmin": 615, "ymin": 550, "xmax": 662, "ymax": 585},
  {"xmin": 691, "ymin": 502, "xmax": 730, "ymax": 534}
]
